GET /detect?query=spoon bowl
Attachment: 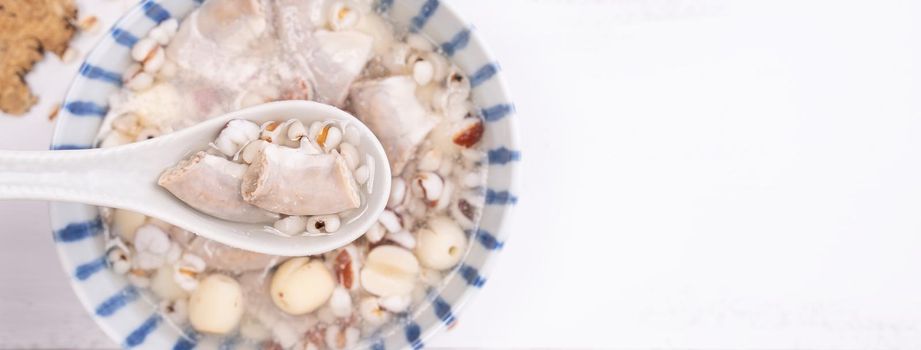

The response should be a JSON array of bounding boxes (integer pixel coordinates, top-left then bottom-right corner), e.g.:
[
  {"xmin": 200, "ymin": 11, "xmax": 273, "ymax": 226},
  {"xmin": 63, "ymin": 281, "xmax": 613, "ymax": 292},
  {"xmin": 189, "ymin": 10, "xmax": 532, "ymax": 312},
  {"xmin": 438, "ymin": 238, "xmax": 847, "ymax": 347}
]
[{"xmin": 0, "ymin": 100, "xmax": 391, "ymax": 256}]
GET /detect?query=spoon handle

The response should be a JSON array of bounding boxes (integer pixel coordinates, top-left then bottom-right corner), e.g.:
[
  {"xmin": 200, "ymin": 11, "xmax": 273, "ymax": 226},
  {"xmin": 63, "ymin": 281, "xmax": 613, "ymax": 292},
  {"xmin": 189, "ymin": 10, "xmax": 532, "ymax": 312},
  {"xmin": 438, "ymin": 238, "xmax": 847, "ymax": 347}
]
[{"xmin": 0, "ymin": 147, "xmax": 151, "ymax": 208}]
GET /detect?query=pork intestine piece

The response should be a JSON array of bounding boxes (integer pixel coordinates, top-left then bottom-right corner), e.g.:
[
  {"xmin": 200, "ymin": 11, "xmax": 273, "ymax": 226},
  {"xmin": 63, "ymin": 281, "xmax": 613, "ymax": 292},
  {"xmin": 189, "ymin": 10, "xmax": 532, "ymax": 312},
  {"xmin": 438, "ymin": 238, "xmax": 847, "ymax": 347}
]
[
  {"xmin": 273, "ymin": 0, "xmax": 373, "ymax": 107},
  {"xmin": 307, "ymin": 30, "xmax": 374, "ymax": 106},
  {"xmin": 274, "ymin": 0, "xmax": 329, "ymax": 30},
  {"xmin": 190, "ymin": 0, "xmax": 265, "ymax": 50},
  {"xmin": 349, "ymin": 76, "xmax": 438, "ymax": 175},
  {"xmin": 185, "ymin": 237, "xmax": 280, "ymax": 272},
  {"xmin": 241, "ymin": 145, "xmax": 361, "ymax": 216},
  {"xmin": 158, "ymin": 151, "xmax": 279, "ymax": 223},
  {"xmin": 166, "ymin": 0, "xmax": 267, "ymax": 88}
]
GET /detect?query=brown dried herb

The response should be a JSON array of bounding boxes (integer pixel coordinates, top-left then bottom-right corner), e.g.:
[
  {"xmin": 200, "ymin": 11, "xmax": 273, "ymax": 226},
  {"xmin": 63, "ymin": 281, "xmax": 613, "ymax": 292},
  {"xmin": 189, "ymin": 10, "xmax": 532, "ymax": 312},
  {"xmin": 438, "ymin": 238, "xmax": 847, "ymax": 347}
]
[{"xmin": 0, "ymin": 0, "xmax": 77, "ymax": 115}]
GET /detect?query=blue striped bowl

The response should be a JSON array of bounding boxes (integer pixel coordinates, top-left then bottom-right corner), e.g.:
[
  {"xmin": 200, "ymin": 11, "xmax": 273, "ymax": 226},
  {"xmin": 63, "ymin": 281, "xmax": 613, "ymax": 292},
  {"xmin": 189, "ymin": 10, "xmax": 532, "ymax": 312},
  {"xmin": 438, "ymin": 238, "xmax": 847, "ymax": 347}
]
[{"xmin": 51, "ymin": 0, "xmax": 518, "ymax": 348}]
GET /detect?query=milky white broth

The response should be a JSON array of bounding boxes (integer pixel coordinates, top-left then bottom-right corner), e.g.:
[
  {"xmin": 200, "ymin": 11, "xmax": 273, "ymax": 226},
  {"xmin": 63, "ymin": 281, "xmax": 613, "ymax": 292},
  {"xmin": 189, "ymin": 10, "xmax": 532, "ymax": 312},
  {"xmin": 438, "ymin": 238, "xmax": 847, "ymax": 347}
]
[{"xmin": 96, "ymin": 0, "xmax": 488, "ymax": 348}]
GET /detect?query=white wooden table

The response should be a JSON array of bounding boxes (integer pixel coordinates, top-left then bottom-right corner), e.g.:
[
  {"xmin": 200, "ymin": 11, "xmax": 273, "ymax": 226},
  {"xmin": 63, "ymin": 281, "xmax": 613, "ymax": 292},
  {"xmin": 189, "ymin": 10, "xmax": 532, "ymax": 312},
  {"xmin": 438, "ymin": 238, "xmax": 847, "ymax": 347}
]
[{"xmin": 4, "ymin": 0, "xmax": 921, "ymax": 348}]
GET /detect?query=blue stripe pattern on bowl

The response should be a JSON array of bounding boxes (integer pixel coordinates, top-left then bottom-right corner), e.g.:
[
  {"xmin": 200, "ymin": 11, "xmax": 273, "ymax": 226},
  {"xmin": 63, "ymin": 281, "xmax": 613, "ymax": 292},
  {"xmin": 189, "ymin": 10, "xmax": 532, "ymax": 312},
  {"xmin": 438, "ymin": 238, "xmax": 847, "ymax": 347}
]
[{"xmin": 74, "ymin": 255, "xmax": 109, "ymax": 280}]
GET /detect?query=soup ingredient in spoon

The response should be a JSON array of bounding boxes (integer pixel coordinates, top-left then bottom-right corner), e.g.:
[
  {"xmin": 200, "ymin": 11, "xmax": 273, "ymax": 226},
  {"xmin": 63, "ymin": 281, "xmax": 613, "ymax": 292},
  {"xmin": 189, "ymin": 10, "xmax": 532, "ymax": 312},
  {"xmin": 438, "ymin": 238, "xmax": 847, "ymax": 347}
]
[
  {"xmin": 189, "ymin": 274, "xmax": 245, "ymax": 334},
  {"xmin": 160, "ymin": 116, "xmax": 368, "ymax": 235},
  {"xmin": 213, "ymin": 119, "xmax": 260, "ymax": 157},
  {"xmin": 305, "ymin": 214, "xmax": 341, "ymax": 234},
  {"xmin": 158, "ymin": 151, "xmax": 279, "ymax": 223},
  {"xmin": 241, "ymin": 144, "xmax": 360, "ymax": 215},
  {"xmin": 272, "ymin": 215, "xmax": 309, "ymax": 236}
]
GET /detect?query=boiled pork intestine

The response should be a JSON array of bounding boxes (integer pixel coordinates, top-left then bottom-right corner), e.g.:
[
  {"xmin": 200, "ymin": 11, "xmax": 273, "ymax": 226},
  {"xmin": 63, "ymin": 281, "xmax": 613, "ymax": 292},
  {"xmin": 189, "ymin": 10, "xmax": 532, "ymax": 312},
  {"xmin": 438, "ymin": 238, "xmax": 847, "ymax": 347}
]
[
  {"xmin": 241, "ymin": 144, "xmax": 361, "ymax": 216},
  {"xmin": 163, "ymin": 0, "xmax": 374, "ymax": 115},
  {"xmin": 158, "ymin": 151, "xmax": 280, "ymax": 223},
  {"xmin": 349, "ymin": 76, "xmax": 437, "ymax": 175}
]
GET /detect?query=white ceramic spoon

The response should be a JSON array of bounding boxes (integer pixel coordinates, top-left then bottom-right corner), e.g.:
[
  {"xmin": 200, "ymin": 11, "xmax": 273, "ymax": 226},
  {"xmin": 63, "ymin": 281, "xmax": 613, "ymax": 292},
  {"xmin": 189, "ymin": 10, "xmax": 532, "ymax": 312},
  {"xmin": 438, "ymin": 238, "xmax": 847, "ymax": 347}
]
[{"xmin": 0, "ymin": 101, "xmax": 391, "ymax": 256}]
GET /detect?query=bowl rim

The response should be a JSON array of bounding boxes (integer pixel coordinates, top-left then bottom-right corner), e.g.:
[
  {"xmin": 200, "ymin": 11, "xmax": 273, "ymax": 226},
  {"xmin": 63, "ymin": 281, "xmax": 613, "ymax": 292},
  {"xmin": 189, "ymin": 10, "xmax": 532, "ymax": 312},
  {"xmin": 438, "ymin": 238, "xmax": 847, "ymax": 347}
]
[
  {"xmin": 399, "ymin": 0, "xmax": 520, "ymax": 347},
  {"xmin": 51, "ymin": 2, "xmax": 160, "ymax": 347},
  {"xmin": 50, "ymin": 0, "xmax": 519, "ymax": 348}
]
